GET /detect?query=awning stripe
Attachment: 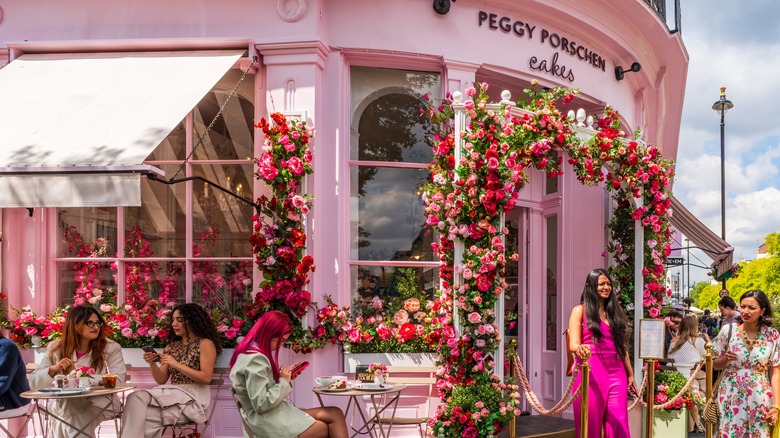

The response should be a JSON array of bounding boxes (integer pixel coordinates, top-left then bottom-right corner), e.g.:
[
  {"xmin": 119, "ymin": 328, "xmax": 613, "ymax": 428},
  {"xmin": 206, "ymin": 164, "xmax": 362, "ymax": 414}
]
[{"xmin": 669, "ymin": 195, "xmax": 734, "ymax": 278}]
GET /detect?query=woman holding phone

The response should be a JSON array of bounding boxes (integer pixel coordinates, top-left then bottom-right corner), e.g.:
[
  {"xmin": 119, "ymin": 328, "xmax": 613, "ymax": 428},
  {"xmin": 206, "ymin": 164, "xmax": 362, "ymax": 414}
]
[
  {"xmin": 121, "ymin": 303, "xmax": 222, "ymax": 438},
  {"xmin": 229, "ymin": 310, "xmax": 348, "ymax": 438}
]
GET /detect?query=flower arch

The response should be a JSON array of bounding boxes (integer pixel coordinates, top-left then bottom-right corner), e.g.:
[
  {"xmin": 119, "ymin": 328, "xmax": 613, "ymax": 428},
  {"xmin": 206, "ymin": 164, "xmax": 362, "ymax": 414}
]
[{"xmin": 421, "ymin": 82, "xmax": 674, "ymax": 435}]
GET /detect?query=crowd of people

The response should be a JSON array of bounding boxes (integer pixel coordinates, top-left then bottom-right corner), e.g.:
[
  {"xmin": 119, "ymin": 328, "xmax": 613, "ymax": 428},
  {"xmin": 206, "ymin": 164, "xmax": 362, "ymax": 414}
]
[
  {"xmin": 1, "ymin": 304, "xmax": 348, "ymax": 438},
  {"xmin": 3, "ymin": 281, "xmax": 780, "ymax": 438}
]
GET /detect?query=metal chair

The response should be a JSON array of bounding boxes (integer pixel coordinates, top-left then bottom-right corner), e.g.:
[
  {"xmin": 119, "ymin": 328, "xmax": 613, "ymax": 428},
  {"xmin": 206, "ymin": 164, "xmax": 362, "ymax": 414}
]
[
  {"xmin": 162, "ymin": 369, "xmax": 227, "ymax": 438},
  {"xmin": 0, "ymin": 403, "xmax": 36, "ymax": 438},
  {"xmin": 370, "ymin": 366, "xmax": 437, "ymax": 437},
  {"xmin": 230, "ymin": 387, "xmax": 257, "ymax": 438}
]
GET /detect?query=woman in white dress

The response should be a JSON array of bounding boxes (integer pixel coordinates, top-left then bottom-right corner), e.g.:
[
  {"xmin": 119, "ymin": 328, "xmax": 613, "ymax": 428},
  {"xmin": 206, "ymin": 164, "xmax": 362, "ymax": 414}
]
[
  {"xmin": 29, "ymin": 306, "xmax": 126, "ymax": 438},
  {"xmin": 668, "ymin": 315, "xmax": 707, "ymax": 432}
]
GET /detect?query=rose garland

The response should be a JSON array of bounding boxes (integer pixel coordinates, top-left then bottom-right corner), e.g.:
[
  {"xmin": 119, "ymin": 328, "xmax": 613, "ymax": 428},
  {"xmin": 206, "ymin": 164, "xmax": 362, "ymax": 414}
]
[
  {"xmin": 421, "ymin": 82, "xmax": 674, "ymax": 435},
  {"xmin": 246, "ymin": 112, "xmax": 318, "ymax": 352}
]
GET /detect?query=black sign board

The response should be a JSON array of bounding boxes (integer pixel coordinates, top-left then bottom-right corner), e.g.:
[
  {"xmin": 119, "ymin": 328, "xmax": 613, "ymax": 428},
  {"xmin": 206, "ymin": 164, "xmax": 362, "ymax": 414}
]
[
  {"xmin": 355, "ymin": 365, "xmax": 373, "ymax": 382},
  {"xmin": 667, "ymin": 257, "xmax": 685, "ymax": 266}
]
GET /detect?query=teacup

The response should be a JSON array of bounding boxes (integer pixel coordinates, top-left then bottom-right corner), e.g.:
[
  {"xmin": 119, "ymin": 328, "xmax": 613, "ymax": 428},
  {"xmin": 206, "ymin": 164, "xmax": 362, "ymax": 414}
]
[
  {"xmin": 332, "ymin": 375, "xmax": 347, "ymax": 383},
  {"xmin": 315, "ymin": 376, "xmax": 333, "ymax": 387}
]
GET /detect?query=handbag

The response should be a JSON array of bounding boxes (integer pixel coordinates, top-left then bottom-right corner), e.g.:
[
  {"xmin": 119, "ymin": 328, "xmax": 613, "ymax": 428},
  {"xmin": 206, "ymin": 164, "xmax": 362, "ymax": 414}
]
[{"xmin": 702, "ymin": 323, "xmax": 733, "ymax": 425}]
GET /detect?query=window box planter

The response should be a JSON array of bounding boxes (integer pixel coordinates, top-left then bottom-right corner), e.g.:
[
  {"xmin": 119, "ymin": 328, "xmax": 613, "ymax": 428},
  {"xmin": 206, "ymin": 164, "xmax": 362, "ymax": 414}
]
[
  {"xmin": 641, "ymin": 408, "xmax": 687, "ymax": 436},
  {"xmin": 343, "ymin": 352, "xmax": 438, "ymax": 373}
]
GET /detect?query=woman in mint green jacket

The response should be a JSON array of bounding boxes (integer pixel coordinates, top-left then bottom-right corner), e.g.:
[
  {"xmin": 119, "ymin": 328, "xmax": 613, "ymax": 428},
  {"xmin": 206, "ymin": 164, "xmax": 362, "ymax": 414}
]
[{"xmin": 229, "ymin": 311, "xmax": 348, "ymax": 438}]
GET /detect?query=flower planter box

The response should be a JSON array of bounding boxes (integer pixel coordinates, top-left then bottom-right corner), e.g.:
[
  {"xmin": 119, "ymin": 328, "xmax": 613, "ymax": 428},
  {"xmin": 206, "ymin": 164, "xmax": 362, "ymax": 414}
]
[
  {"xmin": 343, "ymin": 352, "xmax": 438, "ymax": 373},
  {"xmin": 641, "ymin": 407, "xmax": 687, "ymax": 436},
  {"xmin": 122, "ymin": 348, "xmax": 234, "ymax": 368}
]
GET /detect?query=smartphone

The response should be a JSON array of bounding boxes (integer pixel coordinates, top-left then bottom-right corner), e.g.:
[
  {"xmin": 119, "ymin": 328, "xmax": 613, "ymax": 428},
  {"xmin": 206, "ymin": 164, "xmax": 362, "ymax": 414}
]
[
  {"xmin": 289, "ymin": 361, "xmax": 310, "ymax": 378},
  {"xmin": 142, "ymin": 346, "xmax": 161, "ymax": 362}
]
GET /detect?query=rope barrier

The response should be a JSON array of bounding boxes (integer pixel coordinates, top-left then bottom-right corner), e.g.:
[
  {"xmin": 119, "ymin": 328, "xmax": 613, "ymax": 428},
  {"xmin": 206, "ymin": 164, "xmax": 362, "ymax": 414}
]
[{"xmin": 511, "ymin": 354, "xmax": 706, "ymax": 414}]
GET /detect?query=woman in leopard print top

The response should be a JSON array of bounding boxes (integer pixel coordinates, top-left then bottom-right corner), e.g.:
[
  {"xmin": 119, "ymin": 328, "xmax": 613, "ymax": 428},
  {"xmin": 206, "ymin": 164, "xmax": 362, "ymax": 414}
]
[{"xmin": 121, "ymin": 303, "xmax": 223, "ymax": 438}]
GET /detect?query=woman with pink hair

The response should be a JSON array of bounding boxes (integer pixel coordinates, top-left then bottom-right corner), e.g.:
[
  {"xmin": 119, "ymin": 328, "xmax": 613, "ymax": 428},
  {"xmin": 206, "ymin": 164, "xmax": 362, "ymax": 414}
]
[{"xmin": 229, "ymin": 310, "xmax": 348, "ymax": 438}]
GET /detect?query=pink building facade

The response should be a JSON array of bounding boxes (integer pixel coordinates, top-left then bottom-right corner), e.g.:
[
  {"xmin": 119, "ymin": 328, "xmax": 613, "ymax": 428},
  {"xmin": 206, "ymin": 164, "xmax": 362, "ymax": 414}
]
[{"xmin": 0, "ymin": 0, "xmax": 687, "ymax": 436}]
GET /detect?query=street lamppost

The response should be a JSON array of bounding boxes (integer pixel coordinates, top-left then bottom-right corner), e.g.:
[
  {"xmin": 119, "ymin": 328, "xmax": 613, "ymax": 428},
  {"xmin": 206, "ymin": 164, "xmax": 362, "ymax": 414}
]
[{"xmin": 712, "ymin": 87, "xmax": 733, "ymax": 291}]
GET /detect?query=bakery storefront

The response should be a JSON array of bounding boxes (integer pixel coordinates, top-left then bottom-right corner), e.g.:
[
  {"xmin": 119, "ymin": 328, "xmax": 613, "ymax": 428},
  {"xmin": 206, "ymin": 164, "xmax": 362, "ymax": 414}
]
[{"xmin": 0, "ymin": 0, "xmax": 686, "ymax": 436}]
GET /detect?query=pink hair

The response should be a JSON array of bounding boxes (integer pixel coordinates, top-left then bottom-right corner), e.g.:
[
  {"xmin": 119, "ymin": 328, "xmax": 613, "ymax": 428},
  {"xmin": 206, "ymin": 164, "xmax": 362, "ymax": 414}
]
[{"xmin": 229, "ymin": 310, "xmax": 292, "ymax": 381}]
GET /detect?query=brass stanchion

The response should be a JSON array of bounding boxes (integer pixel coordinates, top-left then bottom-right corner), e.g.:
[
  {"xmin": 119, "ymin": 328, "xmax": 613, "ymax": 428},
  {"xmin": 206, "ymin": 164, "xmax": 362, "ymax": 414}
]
[
  {"xmin": 645, "ymin": 359, "xmax": 656, "ymax": 438},
  {"xmin": 510, "ymin": 353, "xmax": 516, "ymax": 438},
  {"xmin": 580, "ymin": 355, "xmax": 590, "ymax": 435},
  {"xmin": 705, "ymin": 342, "xmax": 713, "ymax": 438}
]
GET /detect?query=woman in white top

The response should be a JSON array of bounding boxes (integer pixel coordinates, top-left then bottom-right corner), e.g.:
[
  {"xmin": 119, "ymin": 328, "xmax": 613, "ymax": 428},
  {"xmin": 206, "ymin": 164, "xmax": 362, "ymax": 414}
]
[
  {"xmin": 29, "ymin": 306, "xmax": 126, "ymax": 438},
  {"xmin": 668, "ymin": 315, "xmax": 707, "ymax": 433}
]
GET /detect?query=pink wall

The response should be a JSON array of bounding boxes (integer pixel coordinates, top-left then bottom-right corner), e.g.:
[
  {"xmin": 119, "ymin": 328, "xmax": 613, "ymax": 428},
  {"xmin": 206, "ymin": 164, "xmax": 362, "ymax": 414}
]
[{"xmin": 0, "ymin": 0, "xmax": 687, "ymax": 434}]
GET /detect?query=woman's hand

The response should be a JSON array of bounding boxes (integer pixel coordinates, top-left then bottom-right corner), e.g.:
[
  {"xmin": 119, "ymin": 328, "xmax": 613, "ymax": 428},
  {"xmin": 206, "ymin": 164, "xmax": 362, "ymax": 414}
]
[
  {"xmin": 49, "ymin": 357, "xmax": 74, "ymax": 376},
  {"xmin": 142, "ymin": 352, "xmax": 160, "ymax": 365},
  {"xmin": 722, "ymin": 351, "xmax": 738, "ymax": 364},
  {"xmin": 575, "ymin": 344, "xmax": 591, "ymax": 359},
  {"xmin": 279, "ymin": 366, "xmax": 292, "ymax": 382},
  {"xmin": 763, "ymin": 407, "xmax": 779, "ymax": 425},
  {"xmin": 627, "ymin": 376, "xmax": 639, "ymax": 398},
  {"xmin": 159, "ymin": 354, "xmax": 181, "ymax": 370}
]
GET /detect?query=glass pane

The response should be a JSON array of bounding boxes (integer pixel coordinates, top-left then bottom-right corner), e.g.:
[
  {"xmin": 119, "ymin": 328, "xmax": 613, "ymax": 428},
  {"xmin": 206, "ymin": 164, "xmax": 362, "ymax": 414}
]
[
  {"xmin": 56, "ymin": 261, "xmax": 117, "ymax": 308},
  {"xmin": 505, "ymin": 219, "xmax": 519, "ymax": 337},
  {"xmin": 350, "ymin": 265, "xmax": 438, "ymax": 317},
  {"xmin": 147, "ymin": 122, "xmax": 186, "ymax": 161},
  {"xmin": 57, "ymin": 207, "xmax": 117, "ymax": 258},
  {"xmin": 193, "ymin": 260, "xmax": 253, "ymax": 338},
  {"xmin": 120, "ymin": 261, "xmax": 186, "ymax": 306},
  {"xmin": 349, "ymin": 166, "xmax": 433, "ymax": 261},
  {"xmin": 350, "ymin": 66, "xmax": 440, "ymax": 163},
  {"xmin": 546, "ymin": 215, "xmax": 558, "ymax": 351},
  {"xmin": 191, "ymin": 163, "xmax": 254, "ymax": 256},
  {"xmin": 125, "ymin": 164, "xmax": 186, "ymax": 257},
  {"xmin": 193, "ymin": 90, "xmax": 255, "ymax": 161}
]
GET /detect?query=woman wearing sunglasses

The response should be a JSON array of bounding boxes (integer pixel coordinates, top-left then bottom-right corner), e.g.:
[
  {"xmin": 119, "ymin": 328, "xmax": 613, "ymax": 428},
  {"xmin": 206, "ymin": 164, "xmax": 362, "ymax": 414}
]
[{"xmin": 29, "ymin": 305, "xmax": 126, "ymax": 437}]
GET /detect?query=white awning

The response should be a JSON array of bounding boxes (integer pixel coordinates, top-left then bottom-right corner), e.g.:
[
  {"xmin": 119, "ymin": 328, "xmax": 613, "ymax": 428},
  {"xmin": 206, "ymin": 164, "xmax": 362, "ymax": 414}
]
[
  {"xmin": 0, "ymin": 49, "xmax": 244, "ymax": 207},
  {"xmin": 669, "ymin": 195, "xmax": 734, "ymax": 278}
]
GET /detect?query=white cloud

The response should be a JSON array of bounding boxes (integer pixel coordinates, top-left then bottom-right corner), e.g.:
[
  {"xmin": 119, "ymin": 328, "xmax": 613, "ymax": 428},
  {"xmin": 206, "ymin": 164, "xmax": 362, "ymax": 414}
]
[{"xmin": 672, "ymin": 0, "xmax": 780, "ymax": 286}]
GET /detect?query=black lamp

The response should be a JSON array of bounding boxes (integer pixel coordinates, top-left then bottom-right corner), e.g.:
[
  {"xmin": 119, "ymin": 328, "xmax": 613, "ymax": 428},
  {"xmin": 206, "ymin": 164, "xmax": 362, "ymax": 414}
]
[
  {"xmin": 712, "ymin": 87, "xmax": 734, "ymax": 291},
  {"xmin": 615, "ymin": 62, "xmax": 642, "ymax": 81},
  {"xmin": 433, "ymin": 0, "xmax": 455, "ymax": 15}
]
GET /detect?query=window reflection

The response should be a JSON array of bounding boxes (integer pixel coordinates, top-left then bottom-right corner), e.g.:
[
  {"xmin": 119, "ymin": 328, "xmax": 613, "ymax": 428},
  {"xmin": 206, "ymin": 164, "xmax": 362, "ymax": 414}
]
[
  {"xmin": 350, "ymin": 166, "xmax": 433, "ymax": 261},
  {"xmin": 350, "ymin": 265, "xmax": 439, "ymax": 315}
]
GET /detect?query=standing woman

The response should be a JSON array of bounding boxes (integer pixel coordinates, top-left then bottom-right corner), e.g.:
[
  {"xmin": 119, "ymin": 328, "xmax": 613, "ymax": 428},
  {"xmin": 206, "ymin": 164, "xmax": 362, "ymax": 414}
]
[
  {"xmin": 29, "ymin": 306, "xmax": 126, "ymax": 437},
  {"xmin": 567, "ymin": 268, "xmax": 638, "ymax": 438},
  {"xmin": 713, "ymin": 289, "xmax": 780, "ymax": 437},
  {"xmin": 668, "ymin": 315, "xmax": 707, "ymax": 433},
  {"xmin": 230, "ymin": 310, "xmax": 348, "ymax": 438},
  {"xmin": 121, "ymin": 303, "xmax": 222, "ymax": 438}
]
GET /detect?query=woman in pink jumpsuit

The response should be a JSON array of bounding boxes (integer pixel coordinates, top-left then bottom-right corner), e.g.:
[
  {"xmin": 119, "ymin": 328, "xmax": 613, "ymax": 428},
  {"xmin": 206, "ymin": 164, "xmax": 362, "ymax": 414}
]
[{"xmin": 568, "ymin": 268, "xmax": 638, "ymax": 438}]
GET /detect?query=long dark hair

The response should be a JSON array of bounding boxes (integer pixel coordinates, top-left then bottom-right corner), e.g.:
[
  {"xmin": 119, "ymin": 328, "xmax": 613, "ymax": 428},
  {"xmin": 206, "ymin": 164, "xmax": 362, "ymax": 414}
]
[
  {"xmin": 740, "ymin": 290, "xmax": 773, "ymax": 327},
  {"xmin": 50, "ymin": 306, "xmax": 108, "ymax": 372},
  {"xmin": 165, "ymin": 303, "xmax": 223, "ymax": 355},
  {"xmin": 229, "ymin": 310, "xmax": 292, "ymax": 382},
  {"xmin": 580, "ymin": 268, "xmax": 629, "ymax": 359},
  {"xmin": 668, "ymin": 315, "xmax": 699, "ymax": 355}
]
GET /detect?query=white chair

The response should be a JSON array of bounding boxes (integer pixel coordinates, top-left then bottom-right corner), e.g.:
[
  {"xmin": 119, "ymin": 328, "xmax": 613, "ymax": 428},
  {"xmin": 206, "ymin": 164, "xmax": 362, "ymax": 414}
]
[
  {"xmin": 0, "ymin": 403, "xmax": 36, "ymax": 438},
  {"xmin": 370, "ymin": 366, "xmax": 437, "ymax": 437},
  {"xmin": 230, "ymin": 387, "xmax": 257, "ymax": 438}
]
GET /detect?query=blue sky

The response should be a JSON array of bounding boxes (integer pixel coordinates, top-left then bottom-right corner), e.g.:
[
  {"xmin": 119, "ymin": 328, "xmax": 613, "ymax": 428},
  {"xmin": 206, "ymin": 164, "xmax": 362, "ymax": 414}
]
[{"xmin": 672, "ymin": 0, "xmax": 780, "ymax": 287}]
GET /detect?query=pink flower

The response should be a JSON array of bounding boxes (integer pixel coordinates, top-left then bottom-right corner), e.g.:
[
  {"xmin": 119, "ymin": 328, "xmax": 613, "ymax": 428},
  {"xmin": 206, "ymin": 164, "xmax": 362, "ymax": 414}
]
[
  {"xmin": 393, "ymin": 310, "xmax": 409, "ymax": 326},
  {"xmin": 121, "ymin": 327, "xmax": 133, "ymax": 337},
  {"xmin": 467, "ymin": 312, "xmax": 481, "ymax": 324}
]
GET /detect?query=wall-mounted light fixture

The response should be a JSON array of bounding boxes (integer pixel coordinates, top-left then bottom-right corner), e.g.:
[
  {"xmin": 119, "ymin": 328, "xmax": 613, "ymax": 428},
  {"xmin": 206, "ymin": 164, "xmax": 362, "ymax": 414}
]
[
  {"xmin": 433, "ymin": 0, "xmax": 455, "ymax": 15},
  {"xmin": 615, "ymin": 62, "xmax": 641, "ymax": 81}
]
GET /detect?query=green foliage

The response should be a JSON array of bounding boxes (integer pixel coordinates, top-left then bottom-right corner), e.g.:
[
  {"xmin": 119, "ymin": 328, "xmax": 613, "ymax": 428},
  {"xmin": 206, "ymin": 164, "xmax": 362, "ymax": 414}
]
[{"xmin": 346, "ymin": 337, "xmax": 433, "ymax": 354}]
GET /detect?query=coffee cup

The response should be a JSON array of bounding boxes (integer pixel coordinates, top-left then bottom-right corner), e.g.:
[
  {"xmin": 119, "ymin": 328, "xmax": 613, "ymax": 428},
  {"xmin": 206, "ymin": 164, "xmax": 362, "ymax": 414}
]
[
  {"xmin": 102, "ymin": 374, "xmax": 117, "ymax": 389},
  {"xmin": 315, "ymin": 376, "xmax": 333, "ymax": 387},
  {"xmin": 332, "ymin": 375, "xmax": 347, "ymax": 383}
]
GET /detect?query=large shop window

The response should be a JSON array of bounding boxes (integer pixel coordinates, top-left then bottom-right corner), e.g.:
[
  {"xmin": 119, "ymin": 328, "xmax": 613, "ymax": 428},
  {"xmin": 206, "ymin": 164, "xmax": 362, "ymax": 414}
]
[
  {"xmin": 349, "ymin": 66, "xmax": 440, "ymax": 315},
  {"xmin": 54, "ymin": 71, "xmax": 255, "ymax": 307}
]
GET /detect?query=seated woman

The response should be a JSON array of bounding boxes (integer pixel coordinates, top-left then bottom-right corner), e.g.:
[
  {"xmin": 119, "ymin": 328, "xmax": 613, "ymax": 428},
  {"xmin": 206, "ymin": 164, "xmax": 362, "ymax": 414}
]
[
  {"xmin": 230, "ymin": 310, "xmax": 348, "ymax": 438},
  {"xmin": 0, "ymin": 329, "xmax": 31, "ymax": 418},
  {"xmin": 29, "ymin": 305, "xmax": 126, "ymax": 438},
  {"xmin": 121, "ymin": 303, "xmax": 222, "ymax": 438}
]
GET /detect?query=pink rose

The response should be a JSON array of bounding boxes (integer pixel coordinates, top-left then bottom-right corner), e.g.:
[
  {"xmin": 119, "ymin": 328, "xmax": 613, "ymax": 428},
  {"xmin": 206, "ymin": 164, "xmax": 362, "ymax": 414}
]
[
  {"xmin": 467, "ymin": 312, "xmax": 481, "ymax": 324},
  {"xmin": 393, "ymin": 310, "xmax": 409, "ymax": 326}
]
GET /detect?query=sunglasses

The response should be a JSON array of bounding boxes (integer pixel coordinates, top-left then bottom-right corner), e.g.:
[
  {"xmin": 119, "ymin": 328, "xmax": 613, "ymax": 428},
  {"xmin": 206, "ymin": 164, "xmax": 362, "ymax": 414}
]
[{"xmin": 84, "ymin": 320, "xmax": 104, "ymax": 328}]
